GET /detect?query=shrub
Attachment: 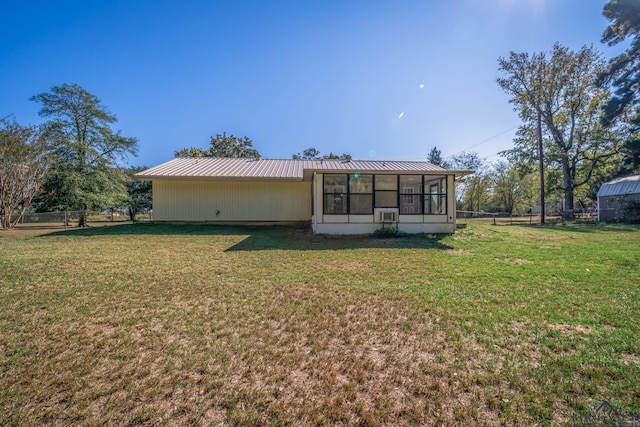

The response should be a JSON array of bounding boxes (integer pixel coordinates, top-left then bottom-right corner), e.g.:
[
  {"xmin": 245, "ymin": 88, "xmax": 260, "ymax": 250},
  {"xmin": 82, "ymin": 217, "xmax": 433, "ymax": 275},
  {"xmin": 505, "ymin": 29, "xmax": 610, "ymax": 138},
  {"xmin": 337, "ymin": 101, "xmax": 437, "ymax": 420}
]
[
  {"xmin": 372, "ymin": 225, "xmax": 408, "ymax": 238},
  {"xmin": 623, "ymin": 200, "xmax": 640, "ymax": 223}
]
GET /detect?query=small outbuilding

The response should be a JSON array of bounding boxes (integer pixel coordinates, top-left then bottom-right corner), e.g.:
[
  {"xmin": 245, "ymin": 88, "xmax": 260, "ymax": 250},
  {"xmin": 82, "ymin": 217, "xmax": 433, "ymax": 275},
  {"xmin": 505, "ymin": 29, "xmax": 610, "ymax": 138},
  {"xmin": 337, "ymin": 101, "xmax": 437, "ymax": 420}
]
[
  {"xmin": 596, "ymin": 174, "xmax": 640, "ymax": 222},
  {"xmin": 136, "ymin": 158, "xmax": 472, "ymax": 234}
]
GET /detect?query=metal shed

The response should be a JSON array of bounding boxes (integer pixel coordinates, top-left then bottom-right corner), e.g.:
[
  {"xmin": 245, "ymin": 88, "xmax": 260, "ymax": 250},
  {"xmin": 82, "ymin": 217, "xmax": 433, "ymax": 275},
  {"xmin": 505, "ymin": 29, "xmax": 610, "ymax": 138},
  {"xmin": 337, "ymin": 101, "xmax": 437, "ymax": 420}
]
[{"xmin": 597, "ymin": 175, "xmax": 640, "ymax": 222}]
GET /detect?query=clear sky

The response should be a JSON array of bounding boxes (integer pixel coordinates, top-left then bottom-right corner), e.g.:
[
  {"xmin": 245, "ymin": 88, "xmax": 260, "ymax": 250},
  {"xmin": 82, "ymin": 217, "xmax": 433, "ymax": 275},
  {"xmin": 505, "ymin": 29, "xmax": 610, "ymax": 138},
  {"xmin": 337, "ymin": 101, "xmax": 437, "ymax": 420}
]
[{"xmin": 0, "ymin": 0, "xmax": 618, "ymax": 167}]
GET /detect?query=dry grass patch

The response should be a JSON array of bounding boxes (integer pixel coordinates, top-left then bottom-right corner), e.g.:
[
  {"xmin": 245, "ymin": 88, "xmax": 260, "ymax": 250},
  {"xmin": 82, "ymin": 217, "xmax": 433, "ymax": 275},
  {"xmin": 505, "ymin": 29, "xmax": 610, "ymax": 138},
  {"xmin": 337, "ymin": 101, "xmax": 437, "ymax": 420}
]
[
  {"xmin": 1, "ymin": 222, "xmax": 639, "ymax": 426},
  {"xmin": 444, "ymin": 249, "xmax": 472, "ymax": 255},
  {"xmin": 547, "ymin": 323, "xmax": 595, "ymax": 334},
  {"xmin": 494, "ymin": 257, "xmax": 533, "ymax": 265},
  {"xmin": 621, "ymin": 353, "xmax": 640, "ymax": 367}
]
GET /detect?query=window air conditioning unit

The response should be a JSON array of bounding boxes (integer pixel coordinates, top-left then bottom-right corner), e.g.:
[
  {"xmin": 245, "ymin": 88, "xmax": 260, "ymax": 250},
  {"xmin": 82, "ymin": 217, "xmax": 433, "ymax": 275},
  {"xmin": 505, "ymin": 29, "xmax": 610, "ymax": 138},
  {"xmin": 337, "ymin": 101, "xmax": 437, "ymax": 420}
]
[{"xmin": 375, "ymin": 208, "xmax": 398, "ymax": 223}]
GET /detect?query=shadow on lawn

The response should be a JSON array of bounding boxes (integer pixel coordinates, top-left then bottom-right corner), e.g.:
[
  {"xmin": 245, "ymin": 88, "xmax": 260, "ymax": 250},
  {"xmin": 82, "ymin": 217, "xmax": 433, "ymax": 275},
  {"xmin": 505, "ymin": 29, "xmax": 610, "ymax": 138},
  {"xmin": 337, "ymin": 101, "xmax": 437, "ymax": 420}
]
[
  {"xmin": 517, "ymin": 222, "xmax": 640, "ymax": 234},
  {"xmin": 42, "ymin": 223, "xmax": 453, "ymax": 251},
  {"xmin": 463, "ymin": 218, "xmax": 640, "ymax": 234}
]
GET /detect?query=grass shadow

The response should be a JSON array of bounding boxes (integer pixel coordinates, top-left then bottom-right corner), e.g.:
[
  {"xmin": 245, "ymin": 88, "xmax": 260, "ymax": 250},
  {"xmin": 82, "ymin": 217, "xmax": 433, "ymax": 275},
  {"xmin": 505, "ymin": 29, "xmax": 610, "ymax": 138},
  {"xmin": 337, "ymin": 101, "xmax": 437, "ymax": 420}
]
[
  {"xmin": 516, "ymin": 222, "xmax": 640, "ymax": 234},
  {"xmin": 40, "ymin": 223, "xmax": 453, "ymax": 251},
  {"xmin": 41, "ymin": 223, "xmax": 266, "ymax": 238},
  {"xmin": 464, "ymin": 219, "xmax": 640, "ymax": 234},
  {"xmin": 225, "ymin": 229, "xmax": 453, "ymax": 251}
]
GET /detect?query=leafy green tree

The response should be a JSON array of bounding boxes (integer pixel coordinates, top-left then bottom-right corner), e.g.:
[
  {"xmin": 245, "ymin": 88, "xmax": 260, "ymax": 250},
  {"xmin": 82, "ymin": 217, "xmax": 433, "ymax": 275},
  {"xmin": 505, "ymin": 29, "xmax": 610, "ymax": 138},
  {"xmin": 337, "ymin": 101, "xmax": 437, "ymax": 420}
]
[
  {"xmin": 30, "ymin": 83, "xmax": 138, "ymax": 226},
  {"xmin": 209, "ymin": 133, "xmax": 259, "ymax": 157},
  {"xmin": 322, "ymin": 152, "xmax": 351, "ymax": 160},
  {"xmin": 291, "ymin": 147, "xmax": 351, "ymax": 160},
  {"xmin": 123, "ymin": 166, "xmax": 152, "ymax": 221},
  {"xmin": 490, "ymin": 160, "xmax": 535, "ymax": 215},
  {"xmin": 174, "ymin": 147, "xmax": 210, "ymax": 157},
  {"xmin": 498, "ymin": 44, "xmax": 624, "ymax": 218},
  {"xmin": 427, "ymin": 146, "xmax": 450, "ymax": 168},
  {"xmin": 0, "ymin": 120, "xmax": 56, "ymax": 229},
  {"xmin": 500, "ymin": 125, "xmax": 564, "ymax": 214},
  {"xmin": 451, "ymin": 152, "xmax": 491, "ymax": 214},
  {"xmin": 599, "ymin": 0, "xmax": 640, "ymax": 124},
  {"xmin": 175, "ymin": 133, "xmax": 260, "ymax": 158},
  {"xmin": 450, "ymin": 152, "xmax": 484, "ymax": 171},
  {"xmin": 292, "ymin": 147, "xmax": 321, "ymax": 159},
  {"xmin": 598, "ymin": 0, "xmax": 640, "ymax": 175}
]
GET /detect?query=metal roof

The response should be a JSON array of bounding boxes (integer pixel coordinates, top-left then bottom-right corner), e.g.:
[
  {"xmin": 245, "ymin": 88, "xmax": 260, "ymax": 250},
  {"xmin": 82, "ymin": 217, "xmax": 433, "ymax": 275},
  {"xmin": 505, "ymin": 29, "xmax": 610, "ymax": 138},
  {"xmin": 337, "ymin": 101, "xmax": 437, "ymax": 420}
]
[
  {"xmin": 136, "ymin": 158, "xmax": 304, "ymax": 180},
  {"xmin": 597, "ymin": 175, "xmax": 640, "ymax": 197},
  {"xmin": 303, "ymin": 159, "xmax": 447, "ymax": 172},
  {"xmin": 135, "ymin": 157, "xmax": 469, "ymax": 180}
]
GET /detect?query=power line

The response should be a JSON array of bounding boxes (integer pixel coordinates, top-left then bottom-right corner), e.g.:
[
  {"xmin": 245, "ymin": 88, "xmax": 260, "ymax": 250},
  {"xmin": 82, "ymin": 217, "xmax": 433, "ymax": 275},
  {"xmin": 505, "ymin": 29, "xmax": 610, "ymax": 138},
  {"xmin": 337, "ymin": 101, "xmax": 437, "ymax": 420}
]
[
  {"xmin": 451, "ymin": 125, "xmax": 519, "ymax": 156},
  {"xmin": 363, "ymin": 124, "xmax": 520, "ymax": 162}
]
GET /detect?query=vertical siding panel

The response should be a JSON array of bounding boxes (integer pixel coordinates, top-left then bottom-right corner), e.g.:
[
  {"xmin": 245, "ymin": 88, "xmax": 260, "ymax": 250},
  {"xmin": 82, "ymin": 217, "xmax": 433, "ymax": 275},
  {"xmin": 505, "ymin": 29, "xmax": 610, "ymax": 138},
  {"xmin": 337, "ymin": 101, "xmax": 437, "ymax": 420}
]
[{"xmin": 153, "ymin": 180, "xmax": 311, "ymax": 221}]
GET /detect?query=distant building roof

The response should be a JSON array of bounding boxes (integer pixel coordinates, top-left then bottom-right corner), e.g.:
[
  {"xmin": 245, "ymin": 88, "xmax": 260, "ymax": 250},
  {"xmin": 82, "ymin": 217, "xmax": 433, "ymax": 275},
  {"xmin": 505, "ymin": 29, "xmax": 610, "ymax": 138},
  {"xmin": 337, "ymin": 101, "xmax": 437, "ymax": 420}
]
[
  {"xmin": 597, "ymin": 175, "xmax": 640, "ymax": 197},
  {"xmin": 136, "ymin": 157, "xmax": 471, "ymax": 181}
]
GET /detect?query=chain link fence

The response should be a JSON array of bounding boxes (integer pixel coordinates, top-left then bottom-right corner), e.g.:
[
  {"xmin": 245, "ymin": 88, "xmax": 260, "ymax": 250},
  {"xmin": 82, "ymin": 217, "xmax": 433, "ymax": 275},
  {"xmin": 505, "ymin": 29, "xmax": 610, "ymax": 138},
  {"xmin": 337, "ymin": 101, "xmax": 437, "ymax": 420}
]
[
  {"xmin": 456, "ymin": 210, "xmax": 594, "ymax": 225},
  {"xmin": 6, "ymin": 210, "xmax": 151, "ymax": 230}
]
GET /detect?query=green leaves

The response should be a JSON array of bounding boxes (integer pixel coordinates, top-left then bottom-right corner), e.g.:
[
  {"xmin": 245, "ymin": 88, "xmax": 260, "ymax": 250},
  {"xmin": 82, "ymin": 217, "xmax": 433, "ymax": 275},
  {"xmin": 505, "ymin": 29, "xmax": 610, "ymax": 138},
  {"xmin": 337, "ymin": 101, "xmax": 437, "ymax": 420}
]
[
  {"xmin": 30, "ymin": 83, "xmax": 138, "ymax": 212},
  {"xmin": 497, "ymin": 44, "xmax": 623, "ymax": 214},
  {"xmin": 599, "ymin": 0, "xmax": 640, "ymax": 174},
  {"xmin": 175, "ymin": 132, "xmax": 260, "ymax": 158},
  {"xmin": 427, "ymin": 146, "xmax": 450, "ymax": 169},
  {"xmin": 123, "ymin": 166, "xmax": 152, "ymax": 221},
  {"xmin": 292, "ymin": 147, "xmax": 351, "ymax": 160}
]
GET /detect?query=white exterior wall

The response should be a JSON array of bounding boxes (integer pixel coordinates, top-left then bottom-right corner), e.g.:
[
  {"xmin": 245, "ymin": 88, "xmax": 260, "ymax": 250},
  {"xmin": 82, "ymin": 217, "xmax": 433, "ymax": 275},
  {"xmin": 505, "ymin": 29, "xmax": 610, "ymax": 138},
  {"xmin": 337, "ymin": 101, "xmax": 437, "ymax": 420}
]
[
  {"xmin": 312, "ymin": 222, "xmax": 456, "ymax": 235},
  {"xmin": 311, "ymin": 173, "xmax": 457, "ymax": 234}
]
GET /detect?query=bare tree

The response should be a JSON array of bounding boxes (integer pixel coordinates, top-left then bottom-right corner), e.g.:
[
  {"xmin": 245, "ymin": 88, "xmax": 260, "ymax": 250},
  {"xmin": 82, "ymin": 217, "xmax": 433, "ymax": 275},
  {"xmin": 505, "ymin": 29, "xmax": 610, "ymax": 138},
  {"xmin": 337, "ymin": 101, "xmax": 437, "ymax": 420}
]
[{"xmin": 0, "ymin": 120, "xmax": 56, "ymax": 229}]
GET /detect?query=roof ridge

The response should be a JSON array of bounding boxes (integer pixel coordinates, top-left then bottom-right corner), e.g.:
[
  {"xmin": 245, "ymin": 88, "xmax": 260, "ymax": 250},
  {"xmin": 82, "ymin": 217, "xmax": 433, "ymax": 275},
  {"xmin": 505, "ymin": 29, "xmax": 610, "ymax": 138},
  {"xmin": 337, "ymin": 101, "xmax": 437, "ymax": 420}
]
[
  {"xmin": 135, "ymin": 157, "xmax": 466, "ymax": 180},
  {"xmin": 173, "ymin": 157, "xmax": 439, "ymax": 163}
]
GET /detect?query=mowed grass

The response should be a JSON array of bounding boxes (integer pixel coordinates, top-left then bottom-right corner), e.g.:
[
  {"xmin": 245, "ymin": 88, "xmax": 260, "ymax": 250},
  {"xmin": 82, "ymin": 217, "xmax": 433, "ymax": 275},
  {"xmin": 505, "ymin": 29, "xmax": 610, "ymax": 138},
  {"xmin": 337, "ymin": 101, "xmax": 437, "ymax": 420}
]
[{"xmin": 0, "ymin": 222, "xmax": 638, "ymax": 426}]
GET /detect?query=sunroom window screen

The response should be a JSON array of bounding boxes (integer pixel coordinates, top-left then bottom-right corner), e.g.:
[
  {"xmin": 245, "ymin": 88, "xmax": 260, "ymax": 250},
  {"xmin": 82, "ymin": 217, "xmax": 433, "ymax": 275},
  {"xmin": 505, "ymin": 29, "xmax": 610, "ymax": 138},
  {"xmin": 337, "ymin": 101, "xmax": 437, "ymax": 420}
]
[
  {"xmin": 323, "ymin": 174, "xmax": 447, "ymax": 215},
  {"xmin": 424, "ymin": 177, "xmax": 447, "ymax": 215},
  {"xmin": 349, "ymin": 174, "xmax": 372, "ymax": 214},
  {"xmin": 324, "ymin": 175, "xmax": 348, "ymax": 214},
  {"xmin": 399, "ymin": 175, "xmax": 422, "ymax": 214},
  {"xmin": 375, "ymin": 175, "xmax": 397, "ymax": 207}
]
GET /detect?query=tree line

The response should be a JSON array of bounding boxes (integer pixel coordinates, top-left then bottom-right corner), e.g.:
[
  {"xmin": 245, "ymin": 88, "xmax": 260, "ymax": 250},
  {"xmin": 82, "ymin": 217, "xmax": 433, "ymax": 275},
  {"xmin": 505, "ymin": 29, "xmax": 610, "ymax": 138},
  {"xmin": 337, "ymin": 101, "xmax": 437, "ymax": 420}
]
[
  {"xmin": 1, "ymin": 84, "xmax": 148, "ymax": 229},
  {"xmin": 435, "ymin": 0, "xmax": 640, "ymax": 218},
  {"xmin": 2, "ymin": 0, "xmax": 638, "ymax": 228}
]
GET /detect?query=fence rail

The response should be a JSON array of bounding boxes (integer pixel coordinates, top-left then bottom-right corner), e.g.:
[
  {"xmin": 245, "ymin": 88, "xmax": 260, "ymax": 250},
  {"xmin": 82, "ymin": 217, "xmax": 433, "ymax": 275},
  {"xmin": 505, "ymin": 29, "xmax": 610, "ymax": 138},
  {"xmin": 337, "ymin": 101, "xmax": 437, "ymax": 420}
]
[
  {"xmin": 4, "ymin": 210, "xmax": 151, "ymax": 230},
  {"xmin": 456, "ymin": 210, "xmax": 596, "ymax": 225}
]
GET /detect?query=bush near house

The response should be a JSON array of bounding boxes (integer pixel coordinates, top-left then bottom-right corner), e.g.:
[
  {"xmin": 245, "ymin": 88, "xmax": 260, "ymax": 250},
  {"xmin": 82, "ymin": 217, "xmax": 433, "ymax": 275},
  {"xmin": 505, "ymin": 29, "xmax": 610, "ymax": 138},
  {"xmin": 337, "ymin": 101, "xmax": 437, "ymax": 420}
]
[{"xmin": 623, "ymin": 200, "xmax": 640, "ymax": 223}]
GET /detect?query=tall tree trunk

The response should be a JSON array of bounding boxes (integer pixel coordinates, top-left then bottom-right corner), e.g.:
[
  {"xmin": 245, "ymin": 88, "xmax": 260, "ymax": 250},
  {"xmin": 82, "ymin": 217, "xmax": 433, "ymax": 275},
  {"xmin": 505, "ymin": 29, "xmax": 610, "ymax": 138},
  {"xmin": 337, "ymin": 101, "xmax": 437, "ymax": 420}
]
[
  {"xmin": 562, "ymin": 157, "xmax": 574, "ymax": 219},
  {"xmin": 537, "ymin": 111, "xmax": 545, "ymax": 224},
  {"xmin": 78, "ymin": 210, "xmax": 89, "ymax": 227}
]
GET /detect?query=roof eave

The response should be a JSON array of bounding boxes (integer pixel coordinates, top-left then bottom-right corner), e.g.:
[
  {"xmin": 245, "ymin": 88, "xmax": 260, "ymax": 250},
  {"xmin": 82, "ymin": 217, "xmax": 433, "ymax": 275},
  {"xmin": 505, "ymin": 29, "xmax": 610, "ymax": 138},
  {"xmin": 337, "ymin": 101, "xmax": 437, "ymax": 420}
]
[
  {"xmin": 450, "ymin": 170, "xmax": 475, "ymax": 177},
  {"xmin": 134, "ymin": 174, "xmax": 304, "ymax": 182},
  {"xmin": 303, "ymin": 168, "xmax": 460, "ymax": 174}
]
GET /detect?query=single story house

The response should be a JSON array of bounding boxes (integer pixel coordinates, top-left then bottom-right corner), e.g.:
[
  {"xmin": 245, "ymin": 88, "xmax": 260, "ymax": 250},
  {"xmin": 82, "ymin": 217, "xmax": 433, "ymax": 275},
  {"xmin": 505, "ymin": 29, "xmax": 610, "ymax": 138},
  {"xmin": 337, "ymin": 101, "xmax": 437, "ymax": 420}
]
[
  {"xmin": 136, "ymin": 158, "xmax": 472, "ymax": 234},
  {"xmin": 597, "ymin": 174, "xmax": 640, "ymax": 222}
]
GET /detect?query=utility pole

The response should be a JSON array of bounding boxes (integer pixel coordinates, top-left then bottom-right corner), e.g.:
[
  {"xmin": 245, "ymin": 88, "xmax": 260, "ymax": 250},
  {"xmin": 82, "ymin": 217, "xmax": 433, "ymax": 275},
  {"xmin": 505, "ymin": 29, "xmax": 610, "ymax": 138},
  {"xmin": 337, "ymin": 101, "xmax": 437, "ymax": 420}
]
[{"xmin": 537, "ymin": 110, "xmax": 545, "ymax": 224}]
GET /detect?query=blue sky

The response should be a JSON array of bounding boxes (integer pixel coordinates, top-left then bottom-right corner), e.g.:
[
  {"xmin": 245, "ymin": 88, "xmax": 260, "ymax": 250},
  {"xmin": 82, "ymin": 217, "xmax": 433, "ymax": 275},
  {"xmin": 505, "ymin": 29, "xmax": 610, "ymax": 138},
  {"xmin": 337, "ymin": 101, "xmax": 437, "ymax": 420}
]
[{"xmin": 0, "ymin": 0, "xmax": 618, "ymax": 167}]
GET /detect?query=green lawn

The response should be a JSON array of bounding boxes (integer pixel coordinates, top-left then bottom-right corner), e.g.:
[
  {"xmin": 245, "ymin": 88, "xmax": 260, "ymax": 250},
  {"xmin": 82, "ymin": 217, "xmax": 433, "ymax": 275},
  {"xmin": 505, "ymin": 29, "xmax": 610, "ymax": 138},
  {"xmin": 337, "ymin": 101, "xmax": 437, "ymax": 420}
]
[{"xmin": 1, "ymin": 222, "xmax": 638, "ymax": 426}]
